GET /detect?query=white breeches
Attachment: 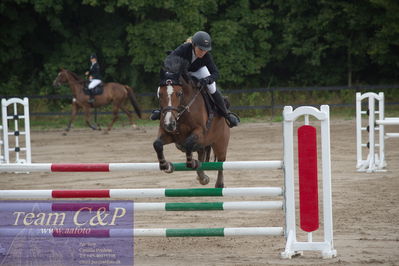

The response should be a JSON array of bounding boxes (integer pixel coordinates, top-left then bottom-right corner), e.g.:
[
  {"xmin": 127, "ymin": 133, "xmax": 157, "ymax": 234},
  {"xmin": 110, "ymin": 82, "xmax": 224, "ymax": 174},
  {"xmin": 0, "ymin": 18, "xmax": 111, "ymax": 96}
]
[
  {"xmin": 189, "ymin": 67, "xmax": 217, "ymax": 94},
  {"xmin": 88, "ymin": 79, "xmax": 101, "ymax": 89}
]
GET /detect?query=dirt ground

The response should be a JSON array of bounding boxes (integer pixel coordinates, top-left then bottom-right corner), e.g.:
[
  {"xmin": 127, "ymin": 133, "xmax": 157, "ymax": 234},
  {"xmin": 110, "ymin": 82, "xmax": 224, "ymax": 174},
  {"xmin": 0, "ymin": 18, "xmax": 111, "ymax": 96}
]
[{"xmin": 0, "ymin": 118, "xmax": 398, "ymax": 266}]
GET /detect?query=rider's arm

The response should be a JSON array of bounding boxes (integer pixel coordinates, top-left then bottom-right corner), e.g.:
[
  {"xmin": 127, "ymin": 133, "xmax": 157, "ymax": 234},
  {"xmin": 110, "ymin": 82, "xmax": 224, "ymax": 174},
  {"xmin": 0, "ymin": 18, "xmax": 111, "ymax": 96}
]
[{"xmin": 202, "ymin": 53, "xmax": 219, "ymax": 84}]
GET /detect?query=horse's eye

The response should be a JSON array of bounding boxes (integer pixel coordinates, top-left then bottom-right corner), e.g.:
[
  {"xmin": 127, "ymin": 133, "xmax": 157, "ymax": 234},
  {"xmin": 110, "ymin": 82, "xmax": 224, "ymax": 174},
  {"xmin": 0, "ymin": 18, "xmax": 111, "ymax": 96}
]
[{"xmin": 158, "ymin": 93, "xmax": 163, "ymax": 97}]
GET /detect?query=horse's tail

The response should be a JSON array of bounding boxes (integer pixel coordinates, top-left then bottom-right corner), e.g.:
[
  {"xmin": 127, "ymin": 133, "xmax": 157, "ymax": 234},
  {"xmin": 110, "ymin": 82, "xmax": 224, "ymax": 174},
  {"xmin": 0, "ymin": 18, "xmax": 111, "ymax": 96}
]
[{"xmin": 124, "ymin": 85, "xmax": 142, "ymax": 118}]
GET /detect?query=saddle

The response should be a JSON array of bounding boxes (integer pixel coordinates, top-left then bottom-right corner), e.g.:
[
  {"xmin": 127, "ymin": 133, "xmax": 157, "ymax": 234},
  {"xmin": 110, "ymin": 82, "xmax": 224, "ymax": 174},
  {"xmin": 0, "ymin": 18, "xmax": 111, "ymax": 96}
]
[
  {"xmin": 83, "ymin": 81, "xmax": 104, "ymax": 96},
  {"xmin": 200, "ymin": 90, "xmax": 230, "ymax": 116},
  {"xmin": 193, "ymin": 78, "xmax": 230, "ymax": 129}
]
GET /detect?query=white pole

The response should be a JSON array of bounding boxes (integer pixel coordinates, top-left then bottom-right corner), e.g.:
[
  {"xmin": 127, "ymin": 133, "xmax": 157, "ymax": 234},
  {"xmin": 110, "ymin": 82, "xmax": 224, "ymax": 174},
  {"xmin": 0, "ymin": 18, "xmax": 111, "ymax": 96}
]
[
  {"xmin": 321, "ymin": 105, "xmax": 335, "ymax": 255},
  {"xmin": 356, "ymin": 93, "xmax": 363, "ymax": 168},
  {"xmin": 1, "ymin": 99, "xmax": 9, "ymax": 163},
  {"xmin": 282, "ymin": 106, "xmax": 297, "ymax": 254},
  {"xmin": 23, "ymin": 97, "xmax": 32, "ymax": 164},
  {"xmin": 378, "ymin": 92, "xmax": 385, "ymax": 170},
  {"xmin": 368, "ymin": 95, "xmax": 375, "ymax": 172}
]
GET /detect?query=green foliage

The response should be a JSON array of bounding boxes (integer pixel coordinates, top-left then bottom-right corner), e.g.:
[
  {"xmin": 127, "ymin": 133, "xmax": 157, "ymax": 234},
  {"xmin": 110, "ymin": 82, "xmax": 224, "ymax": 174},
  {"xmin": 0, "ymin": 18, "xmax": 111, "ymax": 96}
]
[{"xmin": 0, "ymin": 0, "xmax": 397, "ymax": 100}]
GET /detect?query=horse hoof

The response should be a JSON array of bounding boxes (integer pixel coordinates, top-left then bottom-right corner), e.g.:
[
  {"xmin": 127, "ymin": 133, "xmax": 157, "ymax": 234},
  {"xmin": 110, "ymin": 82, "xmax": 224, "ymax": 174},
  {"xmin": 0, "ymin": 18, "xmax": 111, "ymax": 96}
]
[
  {"xmin": 161, "ymin": 162, "xmax": 174, "ymax": 173},
  {"xmin": 196, "ymin": 175, "xmax": 210, "ymax": 185},
  {"xmin": 164, "ymin": 163, "xmax": 174, "ymax": 173},
  {"xmin": 187, "ymin": 159, "xmax": 200, "ymax": 169},
  {"xmin": 62, "ymin": 132, "xmax": 68, "ymax": 136}
]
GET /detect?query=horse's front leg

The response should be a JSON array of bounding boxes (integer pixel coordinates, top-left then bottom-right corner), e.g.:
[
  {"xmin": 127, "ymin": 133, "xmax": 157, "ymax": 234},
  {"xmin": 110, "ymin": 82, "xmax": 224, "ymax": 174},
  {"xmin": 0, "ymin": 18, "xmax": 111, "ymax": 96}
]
[
  {"xmin": 65, "ymin": 99, "xmax": 80, "ymax": 132},
  {"xmin": 153, "ymin": 134, "xmax": 174, "ymax": 173},
  {"xmin": 196, "ymin": 147, "xmax": 210, "ymax": 185},
  {"xmin": 184, "ymin": 132, "xmax": 202, "ymax": 169}
]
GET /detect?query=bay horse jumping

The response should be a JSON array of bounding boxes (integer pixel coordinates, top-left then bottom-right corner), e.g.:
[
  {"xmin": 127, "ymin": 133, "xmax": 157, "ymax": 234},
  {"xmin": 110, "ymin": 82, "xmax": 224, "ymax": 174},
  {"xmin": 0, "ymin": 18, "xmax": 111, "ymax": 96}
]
[
  {"xmin": 53, "ymin": 69, "xmax": 142, "ymax": 133},
  {"xmin": 153, "ymin": 55, "xmax": 230, "ymax": 188}
]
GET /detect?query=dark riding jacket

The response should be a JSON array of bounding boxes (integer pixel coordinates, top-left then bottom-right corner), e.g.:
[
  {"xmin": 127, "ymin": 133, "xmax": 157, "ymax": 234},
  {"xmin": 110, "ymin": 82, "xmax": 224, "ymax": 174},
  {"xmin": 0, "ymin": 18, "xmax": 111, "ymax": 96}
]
[
  {"xmin": 88, "ymin": 62, "xmax": 102, "ymax": 79},
  {"xmin": 171, "ymin": 43, "xmax": 219, "ymax": 84}
]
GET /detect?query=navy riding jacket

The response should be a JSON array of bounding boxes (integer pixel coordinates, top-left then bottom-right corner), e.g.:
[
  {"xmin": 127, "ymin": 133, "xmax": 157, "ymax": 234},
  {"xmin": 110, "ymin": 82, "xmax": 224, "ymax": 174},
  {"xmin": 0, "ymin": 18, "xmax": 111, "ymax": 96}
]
[
  {"xmin": 171, "ymin": 43, "xmax": 219, "ymax": 84},
  {"xmin": 88, "ymin": 62, "xmax": 102, "ymax": 79}
]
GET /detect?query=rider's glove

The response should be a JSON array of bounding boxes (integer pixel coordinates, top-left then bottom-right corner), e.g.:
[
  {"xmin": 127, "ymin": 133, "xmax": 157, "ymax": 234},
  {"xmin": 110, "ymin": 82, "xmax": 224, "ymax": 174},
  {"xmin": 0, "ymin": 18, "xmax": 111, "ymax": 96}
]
[{"xmin": 199, "ymin": 77, "xmax": 211, "ymax": 87}]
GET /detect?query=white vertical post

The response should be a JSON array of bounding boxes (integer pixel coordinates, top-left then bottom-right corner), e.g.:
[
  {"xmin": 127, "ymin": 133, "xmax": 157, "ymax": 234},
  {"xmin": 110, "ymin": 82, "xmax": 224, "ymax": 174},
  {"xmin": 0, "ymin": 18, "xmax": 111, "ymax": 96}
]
[
  {"xmin": 1, "ymin": 99, "xmax": 9, "ymax": 163},
  {"xmin": 282, "ymin": 106, "xmax": 297, "ymax": 256},
  {"xmin": 23, "ymin": 97, "xmax": 32, "ymax": 164},
  {"xmin": 320, "ymin": 105, "xmax": 335, "ymax": 257},
  {"xmin": 356, "ymin": 93, "xmax": 363, "ymax": 168},
  {"xmin": 377, "ymin": 92, "xmax": 385, "ymax": 170},
  {"xmin": 367, "ymin": 96, "xmax": 375, "ymax": 173}
]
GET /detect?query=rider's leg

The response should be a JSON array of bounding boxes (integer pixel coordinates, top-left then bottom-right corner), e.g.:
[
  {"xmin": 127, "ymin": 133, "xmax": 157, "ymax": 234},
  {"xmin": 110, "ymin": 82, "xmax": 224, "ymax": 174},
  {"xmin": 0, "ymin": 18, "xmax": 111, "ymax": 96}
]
[
  {"xmin": 192, "ymin": 67, "xmax": 239, "ymax": 128},
  {"xmin": 210, "ymin": 88, "xmax": 239, "ymax": 127},
  {"xmin": 88, "ymin": 79, "xmax": 101, "ymax": 103}
]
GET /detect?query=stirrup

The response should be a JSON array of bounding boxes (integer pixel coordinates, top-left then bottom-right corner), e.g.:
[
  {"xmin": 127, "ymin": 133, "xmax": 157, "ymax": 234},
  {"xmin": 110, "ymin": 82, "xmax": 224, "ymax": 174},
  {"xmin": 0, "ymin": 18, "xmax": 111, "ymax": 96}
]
[{"xmin": 88, "ymin": 97, "xmax": 95, "ymax": 104}]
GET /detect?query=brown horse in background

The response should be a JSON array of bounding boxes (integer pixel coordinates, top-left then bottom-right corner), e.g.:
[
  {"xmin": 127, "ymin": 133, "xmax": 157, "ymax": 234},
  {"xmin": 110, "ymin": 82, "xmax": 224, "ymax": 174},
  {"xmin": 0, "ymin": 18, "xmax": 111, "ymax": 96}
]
[
  {"xmin": 153, "ymin": 55, "xmax": 230, "ymax": 188},
  {"xmin": 53, "ymin": 69, "xmax": 142, "ymax": 133}
]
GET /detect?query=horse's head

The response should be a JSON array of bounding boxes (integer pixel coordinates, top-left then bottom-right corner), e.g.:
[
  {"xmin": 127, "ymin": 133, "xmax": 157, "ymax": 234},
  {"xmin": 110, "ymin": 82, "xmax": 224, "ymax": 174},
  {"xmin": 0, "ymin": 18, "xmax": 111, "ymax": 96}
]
[
  {"xmin": 53, "ymin": 69, "xmax": 69, "ymax": 87},
  {"xmin": 158, "ymin": 55, "xmax": 194, "ymax": 133}
]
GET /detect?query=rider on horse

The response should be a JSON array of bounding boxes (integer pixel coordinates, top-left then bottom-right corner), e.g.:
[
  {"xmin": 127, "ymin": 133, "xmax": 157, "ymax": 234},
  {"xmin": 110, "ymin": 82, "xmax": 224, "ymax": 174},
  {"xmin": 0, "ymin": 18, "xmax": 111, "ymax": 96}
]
[
  {"xmin": 150, "ymin": 31, "xmax": 240, "ymax": 128},
  {"xmin": 85, "ymin": 53, "xmax": 102, "ymax": 103}
]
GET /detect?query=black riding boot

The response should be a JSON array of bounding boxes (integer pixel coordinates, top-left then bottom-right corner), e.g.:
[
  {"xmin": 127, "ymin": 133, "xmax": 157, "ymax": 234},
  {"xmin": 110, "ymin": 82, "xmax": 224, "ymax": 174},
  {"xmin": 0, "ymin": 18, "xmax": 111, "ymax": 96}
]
[
  {"xmin": 212, "ymin": 90, "xmax": 239, "ymax": 128},
  {"xmin": 150, "ymin": 109, "xmax": 161, "ymax": 120},
  {"xmin": 88, "ymin": 89, "xmax": 95, "ymax": 104}
]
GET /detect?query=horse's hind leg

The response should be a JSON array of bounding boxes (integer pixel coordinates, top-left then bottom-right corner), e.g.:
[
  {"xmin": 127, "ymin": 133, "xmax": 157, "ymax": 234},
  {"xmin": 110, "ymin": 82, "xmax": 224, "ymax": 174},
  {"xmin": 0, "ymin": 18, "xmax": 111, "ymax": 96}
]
[
  {"xmin": 105, "ymin": 105, "xmax": 120, "ymax": 133},
  {"xmin": 196, "ymin": 147, "xmax": 210, "ymax": 185},
  {"xmin": 120, "ymin": 105, "xmax": 137, "ymax": 129},
  {"xmin": 212, "ymin": 142, "xmax": 228, "ymax": 188}
]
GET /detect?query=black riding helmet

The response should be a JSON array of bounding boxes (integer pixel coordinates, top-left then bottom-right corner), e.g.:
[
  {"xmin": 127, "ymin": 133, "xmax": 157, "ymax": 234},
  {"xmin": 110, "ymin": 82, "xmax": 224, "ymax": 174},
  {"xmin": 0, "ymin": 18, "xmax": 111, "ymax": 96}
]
[
  {"xmin": 90, "ymin": 53, "xmax": 97, "ymax": 59},
  {"xmin": 192, "ymin": 31, "xmax": 212, "ymax": 51}
]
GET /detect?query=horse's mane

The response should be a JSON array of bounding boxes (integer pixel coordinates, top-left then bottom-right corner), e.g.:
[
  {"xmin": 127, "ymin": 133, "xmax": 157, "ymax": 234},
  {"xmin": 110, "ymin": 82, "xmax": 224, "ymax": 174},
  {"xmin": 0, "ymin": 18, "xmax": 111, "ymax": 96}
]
[
  {"xmin": 163, "ymin": 55, "xmax": 189, "ymax": 74},
  {"xmin": 161, "ymin": 54, "xmax": 197, "ymax": 87},
  {"xmin": 65, "ymin": 69, "xmax": 85, "ymax": 82}
]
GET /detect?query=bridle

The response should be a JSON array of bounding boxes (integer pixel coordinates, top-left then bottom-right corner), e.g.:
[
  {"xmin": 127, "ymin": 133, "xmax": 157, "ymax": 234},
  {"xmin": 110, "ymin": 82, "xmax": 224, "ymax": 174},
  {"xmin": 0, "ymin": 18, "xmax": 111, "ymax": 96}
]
[{"xmin": 159, "ymin": 76, "xmax": 204, "ymax": 124}]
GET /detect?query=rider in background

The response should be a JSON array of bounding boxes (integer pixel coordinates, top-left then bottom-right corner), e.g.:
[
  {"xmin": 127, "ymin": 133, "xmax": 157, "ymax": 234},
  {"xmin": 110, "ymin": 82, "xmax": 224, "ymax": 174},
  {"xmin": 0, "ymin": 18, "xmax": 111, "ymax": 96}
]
[
  {"xmin": 85, "ymin": 53, "xmax": 102, "ymax": 103},
  {"xmin": 150, "ymin": 31, "xmax": 239, "ymax": 128}
]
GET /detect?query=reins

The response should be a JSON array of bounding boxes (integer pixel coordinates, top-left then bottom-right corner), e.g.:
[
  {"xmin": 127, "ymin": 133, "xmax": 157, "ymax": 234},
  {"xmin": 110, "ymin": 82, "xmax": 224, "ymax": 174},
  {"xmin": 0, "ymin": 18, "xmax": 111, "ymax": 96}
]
[{"xmin": 175, "ymin": 84, "xmax": 204, "ymax": 121}]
